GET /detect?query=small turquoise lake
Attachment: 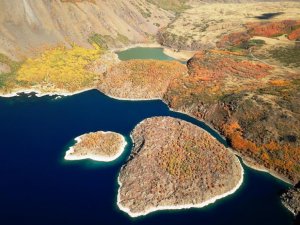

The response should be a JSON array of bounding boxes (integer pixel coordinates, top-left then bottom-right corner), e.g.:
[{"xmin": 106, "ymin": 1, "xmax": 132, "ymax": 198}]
[{"xmin": 0, "ymin": 47, "xmax": 294, "ymax": 225}]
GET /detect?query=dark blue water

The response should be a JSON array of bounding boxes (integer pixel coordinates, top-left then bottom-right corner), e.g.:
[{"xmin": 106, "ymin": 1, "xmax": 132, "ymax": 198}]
[{"xmin": 0, "ymin": 90, "xmax": 293, "ymax": 225}]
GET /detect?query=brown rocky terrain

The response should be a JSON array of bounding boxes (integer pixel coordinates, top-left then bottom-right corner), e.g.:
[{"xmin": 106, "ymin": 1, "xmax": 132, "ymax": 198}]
[
  {"xmin": 118, "ymin": 117, "xmax": 243, "ymax": 216},
  {"xmin": 157, "ymin": 2, "xmax": 300, "ymax": 51},
  {"xmin": 164, "ymin": 50, "xmax": 300, "ymax": 184},
  {"xmin": 65, "ymin": 131, "xmax": 126, "ymax": 161},
  {"xmin": 0, "ymin": 62, "xmax": 10, "ymax": 74},
  {"xmin": 98, "ymin": 59, "xmax": 187, "ymax": 99}
]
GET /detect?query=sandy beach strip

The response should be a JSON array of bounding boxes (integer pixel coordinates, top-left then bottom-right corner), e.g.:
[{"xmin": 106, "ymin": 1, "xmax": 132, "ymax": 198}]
[{"xmin": 163, "ymin": 48, "xmax": 195, "ymax": 61}]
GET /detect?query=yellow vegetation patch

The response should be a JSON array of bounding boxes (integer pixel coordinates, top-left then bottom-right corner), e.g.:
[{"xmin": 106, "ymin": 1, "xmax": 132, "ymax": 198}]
[{"xmin": 17, "ymin": 45, "xmax": 103, "ymax": 92}]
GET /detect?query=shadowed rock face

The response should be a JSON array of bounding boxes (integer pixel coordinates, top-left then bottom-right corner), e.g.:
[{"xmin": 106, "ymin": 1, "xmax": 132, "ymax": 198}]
[
  {"xmin": 118, "ymin": 117, "xmax": 242, "ymax": 216},
  {"xmin": 254, "ymin": 12, "xmax": 284, "ymax": 20}
]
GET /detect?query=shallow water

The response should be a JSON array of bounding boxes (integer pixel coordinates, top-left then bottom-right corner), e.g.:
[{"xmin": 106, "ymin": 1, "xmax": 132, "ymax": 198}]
[
  {"xmin": 0, "ymin": 47, "xmax": 294, "ymax": 225},
  {"xmin": 117, "ymin": 47, "xmax": 176, "ymax": 61}
]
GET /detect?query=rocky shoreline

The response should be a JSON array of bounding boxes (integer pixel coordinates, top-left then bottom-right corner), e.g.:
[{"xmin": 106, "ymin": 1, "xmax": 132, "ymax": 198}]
[
  {"xmin": 0, "ymin": 87, "xmax": 94, "ymax": 98},
  {"xmin": 281, "ymin": 183, "xmax": 300, "ymax": 217}
]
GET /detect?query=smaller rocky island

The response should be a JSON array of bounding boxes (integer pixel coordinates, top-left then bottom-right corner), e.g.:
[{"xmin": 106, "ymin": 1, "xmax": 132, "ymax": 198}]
[
  {"xmin": 117, "ymin": 117, "xmax": 243, "ymax": 217},
  {"xmin": 65, "ymin": 131, "xmax": 127, "ymax": 162},
  {"xmin": 281, "ymin": 183, "xmax": 300, "ymax": 218}
]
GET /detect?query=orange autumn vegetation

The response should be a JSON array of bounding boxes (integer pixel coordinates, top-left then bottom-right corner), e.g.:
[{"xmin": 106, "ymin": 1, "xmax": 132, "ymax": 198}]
[
  {"xmin": 269, "ymin": 79, "xmax": 289, "ymax": 86},
  {"xmin": 288, "ymin": 28, "xmax": 300, "ymax": 40},
  {"xmin": 217, "ymin": 20, "xmax": 300, "ymax": 48},
  {"xmin": 188, "ymin": 51, "xmax": 272, "ymax": 81},
  {"xmin": 223, "ymin": 120, "xmax": 300, "ymax": 179},
  {"xmin": 223, "ymin": 120, "xmax": 259, "ymax": 154},
  {"xmin": 246, "ymin": 20, "xmax": 300, "ymax": 38},
  {"xmin": 216, "ymin": 32, "xmax": 251, "ymax": 49},
  {"xmin": 98, "ymin": 59, "xmax": 187, "ymax": 99},
  {"xmin": 164, "ymin": 50, "xmax": 299, "ymax": 183}
]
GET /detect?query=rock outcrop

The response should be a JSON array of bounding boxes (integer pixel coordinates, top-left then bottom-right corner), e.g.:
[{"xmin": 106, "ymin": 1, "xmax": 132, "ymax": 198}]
[
  {"xmin": 118, "ymin": 117, "xmax": 243, "ymax": 217},
  {"xmin": 281, "ymin": 183, "xmax": 300, "ymax": 217}
]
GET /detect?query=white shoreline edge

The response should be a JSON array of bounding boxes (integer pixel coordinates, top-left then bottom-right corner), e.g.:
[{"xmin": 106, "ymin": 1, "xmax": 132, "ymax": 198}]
[
  {"xmin": 64, "ymin": 131, "xmax": 127, "ymax": 162},
  {"xmin": 116, "ymin": 146, "xmax": 244, "ymax": 218},
  {"xmin": 0, "ymin": 87, "xmax": 94, "ymax": 98}
]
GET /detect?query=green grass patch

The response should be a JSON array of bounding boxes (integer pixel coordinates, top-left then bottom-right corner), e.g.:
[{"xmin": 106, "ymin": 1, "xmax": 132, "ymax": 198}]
[
  {"xmin": 88, "ymin": 33, "xmax": 108, "ymax": 49},
  {"xmin": 146, "ymin": 0, "xmax": 190, "ymax": 14},
  {"xmin": 268, "ymin": 46, "xmax": 300, "ymax": 67},
  {"xmin": 0, "ymin": 54, "xmax": 22, "ymax": 89},
  {"xmin": 116, "ymin": 33, "xmax": 130, "ymax": 45}
]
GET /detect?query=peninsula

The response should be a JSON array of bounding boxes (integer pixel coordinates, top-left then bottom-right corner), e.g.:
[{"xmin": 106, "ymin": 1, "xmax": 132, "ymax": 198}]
[
  {"xmin": 118, "ymin": 117, "xmax": 243, "ymax": 217},
  {"xmin": 65, "ymin": 131, "xmax": 127, "ymax": 162}
]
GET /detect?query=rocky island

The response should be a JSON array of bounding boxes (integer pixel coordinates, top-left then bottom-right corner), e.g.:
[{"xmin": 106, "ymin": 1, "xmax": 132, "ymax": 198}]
[
  {"xmin": 118, "ymin": 117, "xmax": 243, "ymax": 217},
  {"xmin": 65, "ymin": 131, "xmax": 127, "ymax": 162},
  {"xmin": 281, "ymin": 183, "xmax": 300, "ymax": 217}
]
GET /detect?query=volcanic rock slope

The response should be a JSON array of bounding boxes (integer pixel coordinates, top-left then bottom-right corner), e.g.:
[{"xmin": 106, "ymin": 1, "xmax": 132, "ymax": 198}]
[{"xmin": 0, "ymin": 0, "xmax": 173, "ymax": 60}]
